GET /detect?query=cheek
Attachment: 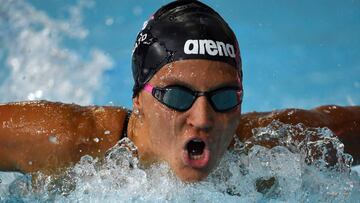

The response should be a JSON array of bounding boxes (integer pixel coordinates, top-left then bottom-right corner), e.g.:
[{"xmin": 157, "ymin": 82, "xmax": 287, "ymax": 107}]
[
  {"xmin": 220, "ymin": 109, "xmax": 239, "ymax": 127},
  {"xmin": 216, "ymin": 111, "xmax": 240, "ymax": 141},
  {"xmin": 144, "ymin": 101, "xmax": 178, "ymax": 146}
]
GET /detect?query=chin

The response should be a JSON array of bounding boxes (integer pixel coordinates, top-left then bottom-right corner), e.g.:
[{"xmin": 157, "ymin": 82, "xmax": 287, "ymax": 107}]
[{"xmin": 173, "ymin": 166, "xmax": 211, "ymax": 182}]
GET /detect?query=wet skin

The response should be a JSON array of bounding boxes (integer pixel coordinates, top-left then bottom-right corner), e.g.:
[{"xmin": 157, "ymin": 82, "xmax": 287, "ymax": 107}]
[
  {"xmin": 129, "ymin": 59, "xmax": 241, "ymax": 182},
  {"xmin": 0, "ymin": 71, "xmax": 359, "ymax": 180}
]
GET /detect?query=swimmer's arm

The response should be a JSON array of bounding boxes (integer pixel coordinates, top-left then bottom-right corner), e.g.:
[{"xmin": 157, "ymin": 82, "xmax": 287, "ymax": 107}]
[
  {"xmin": 236, "ymin": 105, "xmax": 360, "ymax": 161},
  {"xmin": 0, "ymin": 101, "xmax": 127, "ymax": 174}
]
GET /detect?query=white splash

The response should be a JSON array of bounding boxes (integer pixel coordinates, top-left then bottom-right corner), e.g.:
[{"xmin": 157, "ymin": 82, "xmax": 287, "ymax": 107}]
[
  {"xmin": 0, "ymin": 0, "xmax": 113, "ymax": 105},
  {"xmin": 1, "ymin": 122, "xmax": 359, "ymax": 202}
]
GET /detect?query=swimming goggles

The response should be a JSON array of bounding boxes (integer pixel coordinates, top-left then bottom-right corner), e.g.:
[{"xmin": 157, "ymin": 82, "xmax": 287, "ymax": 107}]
[{"xmin": 144, "ymin": 83, "xmax": 243, "ymax": 112}]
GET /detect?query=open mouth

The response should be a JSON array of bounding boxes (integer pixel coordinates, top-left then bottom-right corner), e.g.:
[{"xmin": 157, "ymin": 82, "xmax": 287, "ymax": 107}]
[
  {"xmin": 187, "ymin": 139, "xmax": 206, "ymax": 160},
  {"xmin": 183, "ymin": 138, "xmax": 210, "ymax": 168}
]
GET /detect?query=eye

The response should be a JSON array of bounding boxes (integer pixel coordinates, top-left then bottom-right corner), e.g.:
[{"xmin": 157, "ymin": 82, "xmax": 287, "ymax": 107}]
[{"xmin": 153, "ymin": 89, "xmax": 164, "ymax": 100}]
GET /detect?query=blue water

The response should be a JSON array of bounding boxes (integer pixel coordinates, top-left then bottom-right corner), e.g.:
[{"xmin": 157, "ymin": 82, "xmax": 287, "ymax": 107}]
[
  {"xmin": 0, "ymin": 0, "xmax": 359, "ymax": 110},
  {"xmin": 0, "ymin": 0, "xmax": 359, "ymax": 202}
]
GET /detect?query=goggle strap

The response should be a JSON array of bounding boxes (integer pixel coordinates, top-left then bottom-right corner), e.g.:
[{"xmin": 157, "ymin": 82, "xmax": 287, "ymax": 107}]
[
  {"xmin": 236, "ymin": 90, "xmax": 243, "ymax": 102},
  {"xmin": 144, "ymin": 83, "xmax": 154, "ymax": 93}
]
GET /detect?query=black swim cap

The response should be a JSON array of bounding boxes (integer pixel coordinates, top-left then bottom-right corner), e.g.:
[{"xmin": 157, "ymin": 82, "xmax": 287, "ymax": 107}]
[{"xmin": 132, "ymin": 0, "xmax": 242, "ymax": 98}]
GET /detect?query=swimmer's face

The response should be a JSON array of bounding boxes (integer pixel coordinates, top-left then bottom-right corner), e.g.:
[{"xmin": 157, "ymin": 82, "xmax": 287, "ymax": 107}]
[{"xmin": 133, "ymin": 59, "xmax": 241, "ymax": 182}]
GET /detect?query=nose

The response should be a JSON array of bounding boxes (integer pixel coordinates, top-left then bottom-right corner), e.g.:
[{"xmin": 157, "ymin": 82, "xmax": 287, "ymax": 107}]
[{"xmin": 186, "ymin": 96, "xmax": 214, "ymax": 131}]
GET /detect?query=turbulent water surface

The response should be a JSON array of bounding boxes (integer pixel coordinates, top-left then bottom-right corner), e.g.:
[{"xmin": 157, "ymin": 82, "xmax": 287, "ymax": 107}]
[{"xmin": 0, "ymin": 121, "xmax": 359, "ymax": 202}]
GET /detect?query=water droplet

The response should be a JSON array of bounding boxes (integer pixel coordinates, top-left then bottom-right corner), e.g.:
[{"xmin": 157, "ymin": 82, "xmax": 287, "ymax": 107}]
[
  {"xmin": 93, "ymin": 138, "xmax": 99, "ymax": 143},
  {"xmin": 2, "ymin": 121, "xmax": 10, "ymax": 128},
  {"xmin": 104, "ymin": 130, "xmax": 111, "ymax": 135},
  {"xmin": 48, "ymin": 135, "xmax": 58, "ymax": 144},
  {"xmin": 287, "ymin": 110, "xmax": 294, "ymax": 116}
]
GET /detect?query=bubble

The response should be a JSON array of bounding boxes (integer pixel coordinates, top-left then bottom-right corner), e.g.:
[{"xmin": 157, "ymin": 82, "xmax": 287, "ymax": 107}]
[
  {"xmin": 104, "ymin": 130, "xmax": 111, "ymax": 135},
  {"xmin": 93, "ymin": 138, "xmax": 99, "ymax": 143},
  {"xmin": 105, "ymin": 17, "xmax": 114, "ymax": 26}
]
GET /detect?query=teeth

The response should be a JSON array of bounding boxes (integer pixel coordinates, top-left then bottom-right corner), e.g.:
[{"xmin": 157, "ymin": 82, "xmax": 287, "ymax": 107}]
[{"xmin": 190, "ymin": 154, "xmax": 204, "ymax": 160}]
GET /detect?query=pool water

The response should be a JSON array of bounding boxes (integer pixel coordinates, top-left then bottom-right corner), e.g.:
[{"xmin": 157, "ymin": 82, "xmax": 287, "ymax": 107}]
[
  {"xmin": 1, "ymin": 121, "xmax": 359, "ymax": 202},
  {"xmin": 0, "ymin": 0, "xmax": 359, "ymax": 110}
]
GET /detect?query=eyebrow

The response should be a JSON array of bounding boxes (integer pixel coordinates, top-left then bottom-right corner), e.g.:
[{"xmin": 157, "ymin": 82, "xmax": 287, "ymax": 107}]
[
  {"xmin": 158, "ymin": 77, "xmax": 240, "ymax": 91},
  {"xmin": 158, "ymin": 77, "xmax": 194, "ymax": 89}
]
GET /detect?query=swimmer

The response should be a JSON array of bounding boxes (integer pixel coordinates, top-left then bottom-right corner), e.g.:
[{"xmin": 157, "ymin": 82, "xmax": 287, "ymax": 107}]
[{"xmin": 0, "ymin": 0, "xmax": 359, "ymax": 182}]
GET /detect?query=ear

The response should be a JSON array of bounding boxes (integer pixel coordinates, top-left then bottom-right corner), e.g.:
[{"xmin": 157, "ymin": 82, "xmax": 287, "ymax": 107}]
[
  {"xmin": 132, "ymin": 94, "xmax": 142, "ymax": 111},
  {"xmin": 132, "ymin": 94, "xmax": 144, "ymax": 124}
]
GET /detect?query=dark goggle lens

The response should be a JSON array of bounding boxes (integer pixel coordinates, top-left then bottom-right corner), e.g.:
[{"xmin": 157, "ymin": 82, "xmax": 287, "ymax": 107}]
[
  {"xmin": 153, "ymin": 86, "xmax": 242, "ymax": 112},
  {"xmin": 210, "ymin": 89, "xmax": 241, "ymax": 111},
  {"xmin": 158, "ymin": 87, "xmax": 194, "ymax": 111}
]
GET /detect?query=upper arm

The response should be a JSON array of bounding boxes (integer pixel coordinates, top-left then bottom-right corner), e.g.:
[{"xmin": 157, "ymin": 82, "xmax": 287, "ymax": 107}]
[
  {"xmin": 236, "ymin": 106, "xmax": 336, "ymax": 141},
  {"xmin": 0, "ymin": 101, "xmax": 126, "ymax": 173},
  {"xmin": 235, "ymin": 105, "xmax": 360, "ymax": 163}
]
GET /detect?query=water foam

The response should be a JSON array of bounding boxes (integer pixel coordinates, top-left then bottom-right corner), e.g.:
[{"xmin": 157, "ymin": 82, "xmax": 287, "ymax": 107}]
[
  {"xmin": 0, "ymin": 0, "xmax": 113, "ymax": 105},
  {"xmin": 1, "ymin": 121, "xmax": 359, "ymax": 202}
]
